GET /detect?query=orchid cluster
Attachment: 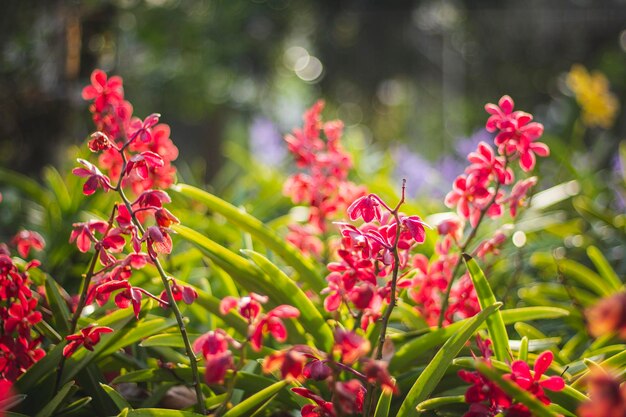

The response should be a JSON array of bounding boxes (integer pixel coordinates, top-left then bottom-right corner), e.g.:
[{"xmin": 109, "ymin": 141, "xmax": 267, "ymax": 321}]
[
  {"xmin": 265, "ymin": 328, "xmax": 396, "ymax": 417},
  {"xmin": 410, "ymin": 95, "xmax": 550, "ymax": 326},
  {"xmin": 63, "ymin": 71, "xmax": 195, "ymax": 357},
  {"xmin": 322, "ymin": 191, "xmax": 428, "ymax": 331},
  {"xmin": 283, "ymin": 100, "xmax": 366, "ymax": 257},
  {"xmin": 193, "ymin": 293, "xmax": 300, "ymax": 386},
  {"xmin": 459, "ymin": 338, "xmax": 564, "ymax": 417},
  {"xmin": 0, "ymin": 232, "xmax": 46, "ymax": 394}
]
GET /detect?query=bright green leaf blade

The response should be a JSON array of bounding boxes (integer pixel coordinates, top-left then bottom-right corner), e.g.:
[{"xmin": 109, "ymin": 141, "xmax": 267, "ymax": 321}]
[
  {"xmin": 172, "ymin": 224, "xmax": 272, "ymax": 295},
  {"xmin": 416, "ymin": 396, "xmax": 465, "ymax": 413},
  {"xmin": 475, "ymin": 362, "xmax": 559, "ymax": 417},
  {"xmin": 396, "ymin": 302, "xmax": 501, "ymax": 417},
  {"xmin": 586, "ymin": 246, "xmax": 621, "ymax": 291},
  {"xmin": 222, "ymin": 380, "xmax": 289, "ymax": 417},
  {"xmin": 463, "ymin": 254, "xmax": 511, "ymax": 362},
  {"xmin": 374, "ymin": 388, "xmax": 393, "ymax": 417},
  {"xmin": 531, "ymin": 253, "xmax": 612, "ymax": 296},
  {"xmin": 518, "ymin": 336, "xmax": 529, "ymax": 361},
  {"xmin": 100, "ymin": 383, "xmax": 132, "ymax": 412},
  {"xmin": 172, "ymin": 184, "xmax": 323, "ymax": 290},
  {"xmin": 241, "ymin": 249, "xmax": 333, "ymax": 350},
  {"xmin": 390, "ymin": 307, "xmax": 569, "ymax": 372},
  {"xmin": 44, "ymin": 276, "xmax": 71, "ymax": 335},
  {"xmin": 119, "ymin": 409, "xmax": 204, "ymax": 417},
  {"xmin": 34, "ymin": 381, "xmax": 75, "ymax": 417}
]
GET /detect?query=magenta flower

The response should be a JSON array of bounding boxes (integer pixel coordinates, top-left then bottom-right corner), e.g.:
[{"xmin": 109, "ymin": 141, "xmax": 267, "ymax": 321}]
[
  {"xmin": 505, "ymin": 351, "xmax": 565, "ymax": 405},
  {"xmin": 63, "ymin": 325, "xmax": 113, "ymax": 358},
  {"xmin": 11, "ymin": 230, "xmax": 45, "ymax": 258},
  {"xmin": 72, "ymin": 158, "xmax": 113, "ymax": 195},
  {"xmin": 347, "ymin": 195, "xmax": 382, "ymax": 223},
  {"xmin": 250, "ymin": 305, "xmax": 300, "ymax": 351}
]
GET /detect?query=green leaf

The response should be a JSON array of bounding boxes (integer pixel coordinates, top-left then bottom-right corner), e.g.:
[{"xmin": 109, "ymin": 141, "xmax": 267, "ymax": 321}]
[
  {"xmin": 463, "ymin": 254, "xmax": 511, "ymax": 362},
  {"xmin": 44, "ymin": 276, "xmax": 71, "ymax": 335},
  {"xmin": 374, "ymin": 388, "xmax": 393, "ymax": 417},
  {"xmin": 531, "ymin": 253, "xmax": 612, "ymax": 296},
  {"xmin": 518, "ymin": 336, "xmax": 528, "ymax": 361},
  {"xmin": 416, "ymin": 396, "xmax": 465, "ymax": 412},
  {"xmin": 118, "ymin": 409, "xmax": 204, "ymax": 417},
  {"xmin": 55, "ymin": 396, "xmax": 93, "ymax": 416},
  {"xmin": 223, "ymin": 380, "xmax": 289, "ymax": 417},
  {"xmin": 475, "ymin": 361, "xmax": 559, "ymax": 417},
  {"xmin": 113, "ymin": 369, "xmax": 298, "ymax": 407},
  {"xmin": 34, "ymin": 381, "xmax": 75, "ymax": 417},
  {"xmin": 172, "ymin": 224, "xmax": 271, "ymax": 295},
  {"xmin": 573, "ymin": 350, "xmax": 626, "ymax": 389},
  {"xmin": 42, "ymin": 166, "xmax": 72, "ymax": 212},
  {"xmin": 396, "ymin": 302, "xmax": 501, "ymax": 417},
  {"xmin": 241, "ymin": 249, "xmax": 333, "ymax": 350},
  {"xmin": 140, "ymin": 333, "xmax": 202, "ymax": 348},
  {"xmin": 100, "ymin": 383, "xmax": 132, "ymax": 412},
  {"xmin": 390, "ymin": 307, "xmax": 569, "ymax": 372},
  {"xmin": 586, "ymin": 246, "xmax": 622, "ymax": 291},
  {"xmin": 172, "ymin": 184, "xmax": 324, "ymax": 290}
]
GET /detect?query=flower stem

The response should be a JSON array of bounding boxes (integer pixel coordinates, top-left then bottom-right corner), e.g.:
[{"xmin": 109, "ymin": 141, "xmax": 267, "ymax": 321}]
[
  {"xmin": 118, "ymin": 187, "xmax": 206, "ymax": 415},
  {"xmin": 364, "ymin": 180, "xmax": 405, "ymax": 417},
  {"xmin": 437, "ymin": 176, "xmax": 505, "ymax": 328}
]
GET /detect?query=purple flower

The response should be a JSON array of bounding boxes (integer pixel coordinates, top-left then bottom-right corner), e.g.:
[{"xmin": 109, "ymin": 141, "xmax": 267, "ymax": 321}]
[{"xmin": 249, "ymin": 117, "xmax": 286, "ymax": 165}]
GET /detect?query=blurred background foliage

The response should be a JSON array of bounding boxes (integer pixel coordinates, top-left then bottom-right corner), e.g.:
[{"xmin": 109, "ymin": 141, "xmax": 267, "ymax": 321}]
[
  {"xmin": 2, "ymin": 0, "xmax": 626, "ymax": 281},
  {"xmin": 3, "ymin": 0, "xmax": 626, "ymax": 176}
]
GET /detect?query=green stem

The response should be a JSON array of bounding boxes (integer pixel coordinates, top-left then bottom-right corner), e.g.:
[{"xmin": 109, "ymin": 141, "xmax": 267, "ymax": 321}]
[
  {"xmin": 437, "ymin": 165, "xmax": 506, "ymax": 328},
  {"xmin": 117, "ymin": 186, "xmax": 206, "ymax": 414},
  {"xmin": 364, "ymin": 182, "xmax": 405, "ymax": 417}
]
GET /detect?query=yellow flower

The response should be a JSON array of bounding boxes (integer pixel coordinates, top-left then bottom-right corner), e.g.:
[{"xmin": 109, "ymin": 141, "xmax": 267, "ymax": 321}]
[{"xmin": 566, "ymin": 64, "xmax": 619, "ymax": 129}]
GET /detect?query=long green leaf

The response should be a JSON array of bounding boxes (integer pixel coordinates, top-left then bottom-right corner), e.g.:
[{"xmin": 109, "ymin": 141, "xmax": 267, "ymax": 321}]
[
  {"xmin": 463, "ymin": 254, "xmax": 511, "ymax": 362},
  {"xmin": 586, "ymin": 246, "xmax": 622, "ymax": 291},
  {"xmin": 223, "ymin": 380, "xmax": 289, "ymax": 417},
  {"xmin": 34, "ymin": 381, "xmax": 75, "ymax": 417},
  {"xmin": 531, "ymin": 253, "xmax": 612, "ymax": 296},
  {"xmin": 241, "ymin": 249, "xmax": 333, "ymax": 350},
  {"xmin": 475, "ymin": 362, "xmax": 559, "ymax": 417},
  {"xmin": 119, "ymin": 409, "xmax": 204, "ymax": 417},
  {"xmin": 390, "ymin": 307, "xmax": 569, "ymax": 372},
  {"xmin": 416, "ymin": 396, "xmax": 465, "ymax": 412},
  {"xmin": 44, "ymin": 276, "xmax": 71, "ymax": 335},
  {"xmin": 374, "ymin": 388, "xmax": 393, "ymax": 417},
  {"xmin": 396, "ymin": 303, "xmax": 501, "ymax": 417},
  {"xmin": 100, "ymin": 383, "xmax": 132, "ymax": 412},
  {"xmin": 172, "ymin": 224, "xmax": 270, "ymax": 295},
  {"xmin": 172, "ymin": 183, "xmax": 324, "ymax": 290}
]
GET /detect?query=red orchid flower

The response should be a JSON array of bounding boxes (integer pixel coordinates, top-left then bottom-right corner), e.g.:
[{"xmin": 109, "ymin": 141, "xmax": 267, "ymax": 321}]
[
  {"xmin": 125, "ymin": 151, "xmax": 164, "ymax": 179},
  {"xmin": 133, "ymin": 190, "xmax": 171, "ymax": 208},
  {"xmin": 250, "ymin": 305, "xmax": 300, "ymax": 351},
  {"xmin": 505, "ymin": 351, "xmax": 565, "ymax": 404},
  {"xmin": 192, "ymin": 329, "xmax": 236, "ymax": 384},
  {"xmin": 81, "ymin": 69, "xmax": 124, "ymax": 112},
  {"xmin": 128, "ymin": 113, "xmax": 160, "ymax": 143},
  {"xmin": 262, "ymin": 348, "xmax": 308, "ymax": 380},
  {"xmin": 11, "ymin": 230, "xmax": 45, "ymax": 258},
  {"xmin": 347, "ymin": 195, "xmax": 383, "ymax": 223},
  {"xmin": 332, "ymin": 328, "xmax": 370, "ymax": 364},
  {"xmin": 72, "ymin": 158, "xmax": 113, "ymax": 195},
  {"xmin": 291, "ymin": 387, "xmax": 336, "ymax": 417},
  {"xmin": 63, "ymin": 325, "xmax": 113, "ymax": 358}
]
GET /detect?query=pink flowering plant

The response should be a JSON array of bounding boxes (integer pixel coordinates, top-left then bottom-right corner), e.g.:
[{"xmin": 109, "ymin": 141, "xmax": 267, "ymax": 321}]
[{"xmin": 0, "ymin": 69, "xmax": 624, "ymax": 417}]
